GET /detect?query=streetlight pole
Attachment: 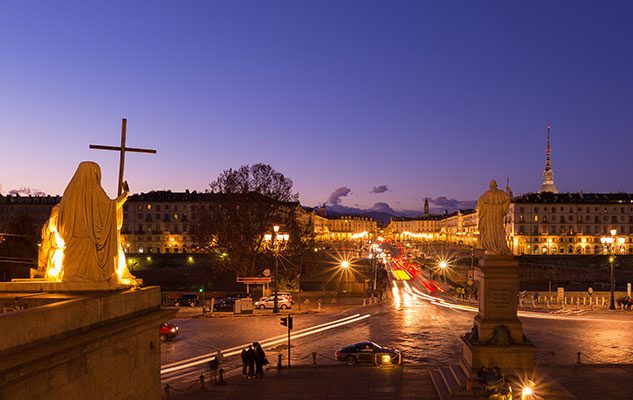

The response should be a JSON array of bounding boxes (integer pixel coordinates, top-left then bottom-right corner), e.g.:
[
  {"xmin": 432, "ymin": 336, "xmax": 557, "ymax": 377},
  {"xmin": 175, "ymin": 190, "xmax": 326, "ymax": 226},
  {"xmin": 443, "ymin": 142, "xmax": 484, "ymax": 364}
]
[
  {"xmin": 264, "ymin": 225, "xmax": 289, "ymax": 314},
  {"xmin": 601, "ymin": 229, "xmax": 625, "ymax": 311}
]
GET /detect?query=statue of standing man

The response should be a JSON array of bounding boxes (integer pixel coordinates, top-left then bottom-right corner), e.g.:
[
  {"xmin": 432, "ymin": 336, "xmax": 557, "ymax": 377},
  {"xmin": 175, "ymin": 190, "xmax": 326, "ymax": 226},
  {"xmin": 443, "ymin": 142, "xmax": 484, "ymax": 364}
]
[{"xmin": 477, "ymin": 180, "xmax": 512, "ymax": 255}]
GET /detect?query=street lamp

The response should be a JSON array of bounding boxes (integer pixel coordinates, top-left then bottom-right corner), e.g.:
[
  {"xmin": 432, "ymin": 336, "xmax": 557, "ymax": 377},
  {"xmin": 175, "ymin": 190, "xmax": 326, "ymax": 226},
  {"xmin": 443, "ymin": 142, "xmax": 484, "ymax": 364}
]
[
  {"xmin": 263, "ymin": 225, "xmax": 289, "ymax": 313},
  {"xmin": 600, "ymin": 229, "xmax": 625, "ymax": 310},
  {"xmin": 438, "ymin": 260, "xmax": 448, "ymax": 283}
]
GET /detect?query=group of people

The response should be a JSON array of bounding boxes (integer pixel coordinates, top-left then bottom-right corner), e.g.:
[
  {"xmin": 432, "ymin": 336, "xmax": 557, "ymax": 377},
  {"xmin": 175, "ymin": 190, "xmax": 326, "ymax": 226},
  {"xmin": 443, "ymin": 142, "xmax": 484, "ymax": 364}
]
[{"xmin": 241, "ymin": 342, "xmax": 268, "ymax": 379}]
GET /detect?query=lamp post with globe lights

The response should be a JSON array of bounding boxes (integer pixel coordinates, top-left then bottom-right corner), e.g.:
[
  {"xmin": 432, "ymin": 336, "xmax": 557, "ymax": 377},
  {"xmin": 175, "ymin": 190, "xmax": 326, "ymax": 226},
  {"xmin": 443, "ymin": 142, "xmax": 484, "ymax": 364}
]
[
  {"xmin": 600, "ymin": 229, "xmax": 625, "ymax": 310},
  {"xmin": 263, "ymin": 225, "xmax": 289, "ymax": 313}
]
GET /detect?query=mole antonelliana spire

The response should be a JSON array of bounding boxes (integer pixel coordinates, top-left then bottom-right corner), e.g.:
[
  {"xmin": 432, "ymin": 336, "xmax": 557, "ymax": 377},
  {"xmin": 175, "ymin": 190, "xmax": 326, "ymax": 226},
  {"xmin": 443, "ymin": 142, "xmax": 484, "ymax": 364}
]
[
  {"xmin": 539, "ymin": 125, "xmax": 559, "ymax": 193},
  {"xmin": 424, "ymin": 197, "xmax": 429, "ymax": 216}
]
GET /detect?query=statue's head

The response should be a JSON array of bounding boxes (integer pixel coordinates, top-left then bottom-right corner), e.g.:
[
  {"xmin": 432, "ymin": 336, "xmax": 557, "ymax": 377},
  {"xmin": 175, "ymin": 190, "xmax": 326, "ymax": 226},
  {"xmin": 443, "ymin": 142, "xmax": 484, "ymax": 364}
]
[{"xmin": 489, "ymin": 180, "xmax": 497, "ymax": 189}]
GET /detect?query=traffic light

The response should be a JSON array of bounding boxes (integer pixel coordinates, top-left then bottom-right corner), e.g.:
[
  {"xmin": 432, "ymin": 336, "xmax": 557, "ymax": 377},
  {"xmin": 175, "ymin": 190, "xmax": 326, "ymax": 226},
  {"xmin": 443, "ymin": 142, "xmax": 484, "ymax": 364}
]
[
  {"xmin": 280, "ymin": 316, "xmax": 293, "ymax": 330},
  {"xmin": 199, "ymin": 285, "xmax": 204, "ymax": 293}
]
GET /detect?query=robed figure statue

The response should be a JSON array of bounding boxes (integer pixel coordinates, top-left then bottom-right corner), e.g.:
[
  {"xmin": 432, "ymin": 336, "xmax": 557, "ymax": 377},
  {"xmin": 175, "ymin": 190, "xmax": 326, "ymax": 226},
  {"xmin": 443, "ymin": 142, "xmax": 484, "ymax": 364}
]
[
  {"xmin": 38, "ymin": 161, "xmax": 135, "ymax": 284},
  {"xmin": 477, "ymin": 180, "xmax": 512, "ymax": 255}
]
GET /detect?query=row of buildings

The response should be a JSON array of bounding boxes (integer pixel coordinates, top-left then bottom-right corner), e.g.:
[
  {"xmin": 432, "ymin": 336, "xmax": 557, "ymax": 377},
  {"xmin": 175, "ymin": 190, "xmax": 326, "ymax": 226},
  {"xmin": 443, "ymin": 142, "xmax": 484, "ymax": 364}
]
[{"xmin": 2, "ymin": 128, "xmax": 633, "ymax": 255}]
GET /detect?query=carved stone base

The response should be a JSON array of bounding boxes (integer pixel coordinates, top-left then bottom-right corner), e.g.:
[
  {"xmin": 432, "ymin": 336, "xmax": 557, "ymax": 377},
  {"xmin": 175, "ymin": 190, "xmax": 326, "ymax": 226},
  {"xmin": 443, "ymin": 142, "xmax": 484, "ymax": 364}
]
[{"xmin": 461, "ymin": 335, "xmax": 536, "ymax": 373}]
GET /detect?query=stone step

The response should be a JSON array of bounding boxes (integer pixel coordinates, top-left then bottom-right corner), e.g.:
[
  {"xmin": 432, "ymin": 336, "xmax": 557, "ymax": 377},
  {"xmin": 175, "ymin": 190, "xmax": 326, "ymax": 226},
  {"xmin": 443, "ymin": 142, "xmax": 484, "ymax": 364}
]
[
  {"xmin": 441, "ymin": 366, "xmax": 460, "ymax": 392},
  {"xmin": 449, "ymin": 364, "xmax": 468, "ymax": 387},
  {"xmin": 430, "ymin": 368, "xmax": 451, "ymax": 400}
]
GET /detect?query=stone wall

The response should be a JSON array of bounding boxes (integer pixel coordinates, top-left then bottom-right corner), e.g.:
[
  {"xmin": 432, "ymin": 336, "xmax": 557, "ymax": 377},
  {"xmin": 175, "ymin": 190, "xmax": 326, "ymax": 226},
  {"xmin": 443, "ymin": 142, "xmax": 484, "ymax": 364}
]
[{"xmin": 0, "ymin": 287, "xmax": 173, "ymax": 400}]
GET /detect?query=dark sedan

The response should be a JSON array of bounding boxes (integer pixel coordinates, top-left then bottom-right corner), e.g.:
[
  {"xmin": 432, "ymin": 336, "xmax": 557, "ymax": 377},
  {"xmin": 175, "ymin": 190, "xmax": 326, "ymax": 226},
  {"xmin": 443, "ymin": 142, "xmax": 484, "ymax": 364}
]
[
  {"xmin": 335, "ymin": 342, "xmax": 402, "ymax": 365},
  {"xmin": 213, "ymin": 297, "xmax": 237, "ymax": 312}
]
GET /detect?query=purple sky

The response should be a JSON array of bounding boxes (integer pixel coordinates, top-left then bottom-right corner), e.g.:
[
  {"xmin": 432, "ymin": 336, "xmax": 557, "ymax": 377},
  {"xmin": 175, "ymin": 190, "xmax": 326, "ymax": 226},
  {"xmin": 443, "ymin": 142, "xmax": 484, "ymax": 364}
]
[{"xmin": 1, "ymin": 1, "xmax": 632, "ymax": 211}]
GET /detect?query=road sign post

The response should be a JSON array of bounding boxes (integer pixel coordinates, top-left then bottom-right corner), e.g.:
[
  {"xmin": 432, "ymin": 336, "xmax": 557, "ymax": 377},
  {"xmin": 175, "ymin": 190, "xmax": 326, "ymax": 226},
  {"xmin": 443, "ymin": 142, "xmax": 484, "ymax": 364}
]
[{"xmin": 280, "ymin": 315, "xmax": 293, "ymax": 368}]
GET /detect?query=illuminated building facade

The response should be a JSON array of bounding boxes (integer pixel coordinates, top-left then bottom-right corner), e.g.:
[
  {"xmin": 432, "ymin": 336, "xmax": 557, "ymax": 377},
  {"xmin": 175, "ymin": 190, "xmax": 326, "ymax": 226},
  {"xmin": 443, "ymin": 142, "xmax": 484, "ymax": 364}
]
[
  {"xmin": 313, "ymin": 214, "xmax": 378, "ymax": 241},
  {"xmin": 509, "ymin": 193, "xmax": 633, "ymax": 255},
  {"xmin": 384, "ymin": 216, "xmax": 443, "ymax": 241}
]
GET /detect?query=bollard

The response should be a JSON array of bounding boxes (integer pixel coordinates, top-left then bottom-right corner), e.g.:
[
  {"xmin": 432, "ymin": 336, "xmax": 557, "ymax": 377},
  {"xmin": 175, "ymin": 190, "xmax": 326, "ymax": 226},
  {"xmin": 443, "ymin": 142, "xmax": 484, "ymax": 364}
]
[
  {"xmin": 217, "ymin": 368, "xmax": 227, "ymax": 385},
  {"xmin": 199, "ymin": 374, "xmax": 205, "ymax": 390},
  {"xmin": 277, "ymin": 353, "xmax": 283, "ymax": 369},
  {"xmin": 164, "ymin": 385, "xmax": 171, "ymax": 400},
  {"xmin": 576, "ymin": 352, "xmax": 582, "ymax": 365},
  {"xmin": 317, "ymin": 302, "xmax": 322, "ymax": 311},
  {"xmin": 546, "ymin": 300, "xmax": 550, "ymax": 309},
  {"xmin": 582, "ymin": 297, "xmax": 586, "ymax": 306},
  {"xmin": 363, "ymin": 298, "xmax": 366, "ymax": 306},
  {"xmin": 312, "ymin": 352, "xmax": 318, "ymax": 367}
]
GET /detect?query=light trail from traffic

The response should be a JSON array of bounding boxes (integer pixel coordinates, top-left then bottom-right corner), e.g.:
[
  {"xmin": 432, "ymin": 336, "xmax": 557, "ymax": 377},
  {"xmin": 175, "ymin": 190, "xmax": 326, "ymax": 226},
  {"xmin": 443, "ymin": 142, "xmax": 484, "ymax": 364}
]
[{"xmin": 161, "ymin": 313, "xmax": 371, "ymax": 378}]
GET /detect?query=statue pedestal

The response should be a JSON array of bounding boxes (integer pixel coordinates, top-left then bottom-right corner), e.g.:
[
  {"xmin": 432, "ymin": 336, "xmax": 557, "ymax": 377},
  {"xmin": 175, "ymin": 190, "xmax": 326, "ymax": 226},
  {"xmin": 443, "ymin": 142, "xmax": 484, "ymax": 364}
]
[
  {"xmin": 461, "ymin": 255, "xmax": 535, "ymax": 385},
  {"xmin": 0, "ymin": 278, "xmax": 143, "ymax": 293}
]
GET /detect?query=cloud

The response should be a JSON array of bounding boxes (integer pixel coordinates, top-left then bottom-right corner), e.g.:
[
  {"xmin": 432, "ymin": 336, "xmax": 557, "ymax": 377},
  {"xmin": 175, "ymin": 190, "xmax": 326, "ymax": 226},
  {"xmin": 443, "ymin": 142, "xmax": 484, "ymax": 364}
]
[
  {"xmin": 327, "ymin": 186, "xmax": 352, "ymax": 205},
  {"xmin": 428, "ymin": 196, "xmax": 476, "ymax": 212},
  {"xmin": 8, "ymin": 187, "xmax": 47, "ymax": 196},
  {"xmin": 370, "ymin": 185, "xmax": 389, "ymax": 194}
]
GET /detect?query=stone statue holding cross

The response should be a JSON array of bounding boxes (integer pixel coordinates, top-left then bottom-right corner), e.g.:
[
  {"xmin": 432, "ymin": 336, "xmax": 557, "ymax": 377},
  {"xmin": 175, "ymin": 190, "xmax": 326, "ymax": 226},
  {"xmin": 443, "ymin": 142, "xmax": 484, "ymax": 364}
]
[
  {"xmin": 37, "ymin": 119, "xmax": 155, "ymax": 285},
  {"xmin": 38, "ymin": 161, "xmax": 134, "ymax": 283}
]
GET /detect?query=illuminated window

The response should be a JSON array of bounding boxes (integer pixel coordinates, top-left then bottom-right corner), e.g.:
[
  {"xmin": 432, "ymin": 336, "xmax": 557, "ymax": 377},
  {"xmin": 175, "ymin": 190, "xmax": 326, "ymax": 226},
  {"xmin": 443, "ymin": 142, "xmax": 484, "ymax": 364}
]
[
  {"xmin": 534, "ymin": 215, "xmax": 539, "ymax": 222},
  {"xmin": 147, "ymin": 204, "xmax": 152, "ymax": 210}
]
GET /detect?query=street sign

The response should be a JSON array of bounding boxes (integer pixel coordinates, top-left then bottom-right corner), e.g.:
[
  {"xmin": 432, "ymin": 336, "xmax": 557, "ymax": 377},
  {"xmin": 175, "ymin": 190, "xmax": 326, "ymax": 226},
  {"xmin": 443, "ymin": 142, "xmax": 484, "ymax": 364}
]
[
  {"xmin": 467, "ymin": 279, "xmax": 474, "ymax": 286},
  {"xmin": 237, "ymin": 277, "xmax": 272, "ymax": 284},
  {"xmin": 262, "ymin": 269, "xmax": 271, "ymax": 277}
]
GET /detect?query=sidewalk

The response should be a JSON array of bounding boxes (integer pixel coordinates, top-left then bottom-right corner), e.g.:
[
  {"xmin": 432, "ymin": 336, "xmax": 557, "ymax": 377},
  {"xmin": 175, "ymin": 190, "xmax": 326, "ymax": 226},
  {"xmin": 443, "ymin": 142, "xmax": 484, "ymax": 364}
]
[
  {"xmin": 165, "ymin": 365, "xmax": 439, "ymax": 400},
  {"xmin": 164, "ymin": 363, "xmax": 633, "ymax": 400}
]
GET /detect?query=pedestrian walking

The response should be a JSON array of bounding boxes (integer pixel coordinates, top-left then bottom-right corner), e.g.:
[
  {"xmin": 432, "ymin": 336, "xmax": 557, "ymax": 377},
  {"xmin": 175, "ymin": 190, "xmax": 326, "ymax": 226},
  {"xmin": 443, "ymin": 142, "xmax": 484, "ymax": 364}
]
[
  {"xmin": 246, "ymin": 345, "xmax": 256, "ymax": 378},
  {"xmin": 253, "ymin": 342, "xmax": 268, "ymax": 378}
]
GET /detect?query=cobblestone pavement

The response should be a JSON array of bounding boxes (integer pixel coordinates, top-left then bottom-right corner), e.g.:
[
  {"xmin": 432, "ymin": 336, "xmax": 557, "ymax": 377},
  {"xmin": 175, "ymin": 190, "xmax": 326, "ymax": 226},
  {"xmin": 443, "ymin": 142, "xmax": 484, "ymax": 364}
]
[{"xmin": 162, "ymin": 298, "xmax": 633, "ymax": 369}]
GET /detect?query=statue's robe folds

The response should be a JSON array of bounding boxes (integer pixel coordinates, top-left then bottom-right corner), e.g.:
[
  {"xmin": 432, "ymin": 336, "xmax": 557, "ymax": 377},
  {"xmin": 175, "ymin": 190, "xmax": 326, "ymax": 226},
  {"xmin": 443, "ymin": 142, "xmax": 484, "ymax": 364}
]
[
  {"xmin": 40, "ymin": 161, "xmax": 126, "ymax": 283},
  {"xmin": 477, "ymin": 188, "xmax": 511, "ymax": 255}
]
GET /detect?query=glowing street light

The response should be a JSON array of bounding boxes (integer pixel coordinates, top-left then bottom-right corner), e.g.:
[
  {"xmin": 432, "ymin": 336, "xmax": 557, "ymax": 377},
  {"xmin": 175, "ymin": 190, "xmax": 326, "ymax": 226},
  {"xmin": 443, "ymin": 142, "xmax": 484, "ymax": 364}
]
[
  {"xmin": 340, "ymin": 260, "xmax": 350, "ymax": 269},
  {"xmin": 263, "ymin": 225, "xmax": 289, "ymax": 313},
  {"xmin": 601, "ymin": 229, "xmax": 626, "ymax": 310}
]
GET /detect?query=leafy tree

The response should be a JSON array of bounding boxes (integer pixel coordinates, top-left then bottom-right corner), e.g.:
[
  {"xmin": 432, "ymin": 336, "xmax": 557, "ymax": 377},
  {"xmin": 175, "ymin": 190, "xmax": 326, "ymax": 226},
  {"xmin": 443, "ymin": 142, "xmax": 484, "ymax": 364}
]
[{"xmin": 191, "ymin": 164, "xmax": 311, "ymax": 277}]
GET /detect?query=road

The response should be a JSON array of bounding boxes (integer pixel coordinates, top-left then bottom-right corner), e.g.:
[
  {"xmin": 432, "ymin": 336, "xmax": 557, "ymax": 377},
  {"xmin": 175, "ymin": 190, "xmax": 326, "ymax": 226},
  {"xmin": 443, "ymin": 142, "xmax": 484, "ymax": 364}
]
[{"xmin": 161, "ymin": 256, "xmax": 633, "ymax": 384}]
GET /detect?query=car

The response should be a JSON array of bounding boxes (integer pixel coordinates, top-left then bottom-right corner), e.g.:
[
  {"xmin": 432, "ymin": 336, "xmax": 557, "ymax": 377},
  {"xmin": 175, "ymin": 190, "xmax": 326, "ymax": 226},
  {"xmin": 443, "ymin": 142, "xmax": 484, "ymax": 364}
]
[
  {"xmin": 335, "ymin": 342, "xmax": 402, "ymax": 365},
  {"xmin": 230, "ymin": 292, "xmax": 251, "ymax": 299},
  {"xmin": 174, "ymin": 294, "xmax": 200, "ymax": 307},
  {"xmin": 160, "ymin": 322, "xmax": 179, "ymax": 341},
  {"xmin": 255, "ymin": 295, "xmax": 292, "ymax": 310},
  {"xmin": 213, "ymin": 297, "xmax": 237, "ymax": 312},
  {"xmin": 276, "ymin": 291, "xmax": 294, "ymax": 304}
]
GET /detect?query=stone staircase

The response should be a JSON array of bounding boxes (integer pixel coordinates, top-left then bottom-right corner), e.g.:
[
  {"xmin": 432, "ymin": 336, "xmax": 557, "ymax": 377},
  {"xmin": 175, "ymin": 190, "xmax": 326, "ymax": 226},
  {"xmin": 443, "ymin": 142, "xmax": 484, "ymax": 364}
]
[
  {"xmin": 429, "ymin": 364, "xmax": 576, "ymax": 400},
  {"xmin": 429, "ymin": 364, "xmax": 487, "ymax": 400}
]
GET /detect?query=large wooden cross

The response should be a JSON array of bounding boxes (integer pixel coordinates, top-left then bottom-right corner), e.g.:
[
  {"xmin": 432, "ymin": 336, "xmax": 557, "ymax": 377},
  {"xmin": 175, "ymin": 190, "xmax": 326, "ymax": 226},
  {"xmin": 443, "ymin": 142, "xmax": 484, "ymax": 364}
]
[{"xmin": 89, "ymin": 118, "xmax": 157, "ymax": 195}]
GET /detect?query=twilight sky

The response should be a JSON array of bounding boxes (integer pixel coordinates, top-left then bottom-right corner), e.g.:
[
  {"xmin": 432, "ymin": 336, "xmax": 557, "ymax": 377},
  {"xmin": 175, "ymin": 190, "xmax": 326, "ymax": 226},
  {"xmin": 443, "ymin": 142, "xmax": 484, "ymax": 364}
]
[{"xmin": 1, "ymin": 1, "xmax": 632, "ymax": 211}]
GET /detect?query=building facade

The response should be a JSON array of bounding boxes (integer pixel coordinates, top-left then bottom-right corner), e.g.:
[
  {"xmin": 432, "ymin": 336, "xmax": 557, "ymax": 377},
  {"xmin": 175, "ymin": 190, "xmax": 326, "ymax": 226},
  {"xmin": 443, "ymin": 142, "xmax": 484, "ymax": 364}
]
[{"xmin": 313, "ymin": 214, "xmax": 378, "ymax": 242}]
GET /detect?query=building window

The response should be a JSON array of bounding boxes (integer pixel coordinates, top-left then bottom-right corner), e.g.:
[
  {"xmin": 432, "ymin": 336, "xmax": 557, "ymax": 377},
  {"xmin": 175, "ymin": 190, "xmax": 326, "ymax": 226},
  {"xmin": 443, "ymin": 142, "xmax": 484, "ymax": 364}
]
[{"xmin": 147, "ymin": 204, "xmax": 152, "ymax": 210}]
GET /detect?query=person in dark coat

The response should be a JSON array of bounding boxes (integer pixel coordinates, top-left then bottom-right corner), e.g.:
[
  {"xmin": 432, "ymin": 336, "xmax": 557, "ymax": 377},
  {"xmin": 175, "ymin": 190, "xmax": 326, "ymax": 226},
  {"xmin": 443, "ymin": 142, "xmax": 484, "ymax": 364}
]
[
  {"xmin": 253, "ymin": 342, "xmax": 267, "ymax": 378},
  {"xmin": 246, "ymin": 345, "xmax": 256, "ymax": 378},
  {"xmin": 241, "ymin": 347, "xmax": 248, "ymax": 376}
]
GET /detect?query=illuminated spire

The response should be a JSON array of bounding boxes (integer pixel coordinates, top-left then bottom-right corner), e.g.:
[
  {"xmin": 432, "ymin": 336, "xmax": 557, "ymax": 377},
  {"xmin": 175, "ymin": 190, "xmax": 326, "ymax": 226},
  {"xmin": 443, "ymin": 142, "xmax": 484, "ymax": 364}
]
[
  {"xmin": 424, "ymin": 197, "xmax": 429, "ymax": 216},
  {"xmin": 539, "ymin": 125, "xmax": 559, "ymax": 193}
]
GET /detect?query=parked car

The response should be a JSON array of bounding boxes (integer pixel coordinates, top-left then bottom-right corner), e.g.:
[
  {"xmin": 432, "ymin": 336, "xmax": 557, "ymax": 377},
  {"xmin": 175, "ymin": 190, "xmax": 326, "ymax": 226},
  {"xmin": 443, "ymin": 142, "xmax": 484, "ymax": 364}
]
[
  {"xmin": 213, "ymin": 297, "xmax": 237, "ymax": 312},
  {"xmin": 174, "ymin": 294, "xmax": 200, "ymax": 307},
  {"xmin": 160, "ymin": 322, "xmax": 179, "ymax": 341},
  {"xmin": 255, "ymin": 295, "xmax": 292, "ymax": 310},
  {"xmin": 276, "ymin": 291, "xmax": 294, "ymax": 304},
  {"xmin": 230, "ymin": 292, "xmax": 251, "ymax": 299},
  {"xmin": 335, "ymin": 342, "xmax": 402, "ymax": 365}
]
